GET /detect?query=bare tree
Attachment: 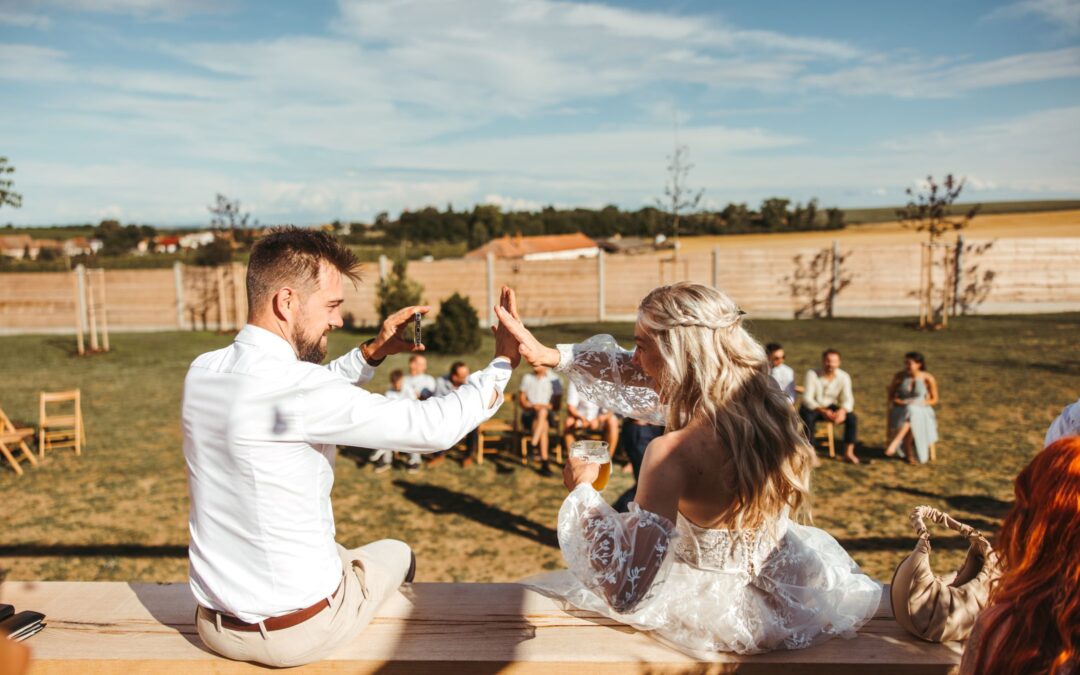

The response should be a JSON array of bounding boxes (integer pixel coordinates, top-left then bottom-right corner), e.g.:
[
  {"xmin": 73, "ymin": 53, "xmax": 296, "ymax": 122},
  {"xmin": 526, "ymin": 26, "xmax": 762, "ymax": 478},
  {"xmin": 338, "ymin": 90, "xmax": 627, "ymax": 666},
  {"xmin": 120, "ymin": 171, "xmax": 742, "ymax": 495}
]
[
  {"xmin": 897, "ymin": 174, "xmax": 981, "ymax": 328},
  {"xmin": 0, "ymin": 156, "xmax": 23, "ymax": 209},
  {"xmin": 657, "ymin": 143, "xmax": 703, "ymax": 261}
]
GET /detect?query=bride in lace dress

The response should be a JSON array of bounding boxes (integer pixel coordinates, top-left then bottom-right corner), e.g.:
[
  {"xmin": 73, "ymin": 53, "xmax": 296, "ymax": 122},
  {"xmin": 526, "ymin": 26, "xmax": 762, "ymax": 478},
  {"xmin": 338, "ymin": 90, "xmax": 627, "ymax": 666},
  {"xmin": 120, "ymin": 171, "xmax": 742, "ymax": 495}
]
[{"xmin": 495, "ymin": 282, "xmax": 881, "ymax": 658}]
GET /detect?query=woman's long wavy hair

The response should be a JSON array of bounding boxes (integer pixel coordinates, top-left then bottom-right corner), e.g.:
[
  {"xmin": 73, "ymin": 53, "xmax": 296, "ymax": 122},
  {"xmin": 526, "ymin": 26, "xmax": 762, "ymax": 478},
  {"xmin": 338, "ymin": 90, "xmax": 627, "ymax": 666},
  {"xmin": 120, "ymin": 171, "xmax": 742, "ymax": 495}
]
[
  {"xmin": 637, "ymin": 282, "xmax": 815, "ymax": 529},
  {"xmin": 965, "ymin": 436, "xmax": 1080, "ymax": 675}
]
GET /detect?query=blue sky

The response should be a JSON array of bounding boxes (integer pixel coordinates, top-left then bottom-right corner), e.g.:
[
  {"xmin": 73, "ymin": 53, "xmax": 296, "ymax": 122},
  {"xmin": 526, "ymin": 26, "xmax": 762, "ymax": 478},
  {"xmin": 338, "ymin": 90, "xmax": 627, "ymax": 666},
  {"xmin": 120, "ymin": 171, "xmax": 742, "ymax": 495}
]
[{"xmin": 2, "ymin": 0, "xmax": 1079, "ymax": 226}]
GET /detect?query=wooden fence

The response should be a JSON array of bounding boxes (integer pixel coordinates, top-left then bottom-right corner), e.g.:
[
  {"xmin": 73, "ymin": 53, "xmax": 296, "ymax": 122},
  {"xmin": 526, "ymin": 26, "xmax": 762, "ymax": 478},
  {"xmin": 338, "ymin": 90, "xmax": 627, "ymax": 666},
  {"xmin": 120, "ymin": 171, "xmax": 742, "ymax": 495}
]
[{"xmin": 1, "ymin": 237, "xmax": 1078, "ymax": 334}]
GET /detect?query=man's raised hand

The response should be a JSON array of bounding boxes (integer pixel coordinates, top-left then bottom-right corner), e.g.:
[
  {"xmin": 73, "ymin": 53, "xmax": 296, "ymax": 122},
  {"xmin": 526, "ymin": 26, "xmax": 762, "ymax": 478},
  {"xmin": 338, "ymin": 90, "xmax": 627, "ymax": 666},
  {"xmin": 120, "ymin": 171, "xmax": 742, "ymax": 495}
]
[
  {"xmin": 364, "ymin": 305, "xmax": 431, "ymax": 363},
  {"xmin": 492, "ymin": 286, "xmax": 522, "ymax": 368}
]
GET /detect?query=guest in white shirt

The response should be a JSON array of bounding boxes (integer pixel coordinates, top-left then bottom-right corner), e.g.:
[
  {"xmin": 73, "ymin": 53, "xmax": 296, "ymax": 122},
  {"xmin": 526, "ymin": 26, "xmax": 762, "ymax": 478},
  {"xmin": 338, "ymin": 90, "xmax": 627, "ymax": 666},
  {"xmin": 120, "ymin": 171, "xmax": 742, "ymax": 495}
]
[
  {"xmin": 403, "ymin": 354, "xmax": 437, "ymax": 401},
  {"xmin": 799, "ymin": 348, "xmax": 860, "ymax": 463},
  {"xmin": 563, "ymin": 381, "xmax": 619, "ymax": 462},
  {"xmin": 183, "ymin": 228, "xmax": 520, "ymax": 667},
  {"xmin": 766, "ymin": 342, "xmax": 797, "ymax": 404},
  {"xmin": 519, "ymin": 364, "xmax": 563, "ymax": 474}
]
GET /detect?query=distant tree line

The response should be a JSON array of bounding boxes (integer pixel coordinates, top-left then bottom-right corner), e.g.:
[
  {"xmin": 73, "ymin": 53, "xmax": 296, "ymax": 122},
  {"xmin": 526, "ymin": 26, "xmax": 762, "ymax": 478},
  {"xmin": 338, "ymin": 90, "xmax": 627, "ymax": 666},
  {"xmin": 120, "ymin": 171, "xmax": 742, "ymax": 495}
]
[{"xmin": 342, "ymin": 198, "xmax": 844, "ymax": 250}]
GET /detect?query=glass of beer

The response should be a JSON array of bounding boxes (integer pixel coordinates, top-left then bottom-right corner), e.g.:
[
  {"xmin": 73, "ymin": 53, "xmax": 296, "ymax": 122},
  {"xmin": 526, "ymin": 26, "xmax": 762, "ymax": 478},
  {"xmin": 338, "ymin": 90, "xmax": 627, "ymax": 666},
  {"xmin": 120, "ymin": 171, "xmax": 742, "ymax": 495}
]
[{"xmin": 570, "ymin": 440, "xmax": 611, "ymax": 490}]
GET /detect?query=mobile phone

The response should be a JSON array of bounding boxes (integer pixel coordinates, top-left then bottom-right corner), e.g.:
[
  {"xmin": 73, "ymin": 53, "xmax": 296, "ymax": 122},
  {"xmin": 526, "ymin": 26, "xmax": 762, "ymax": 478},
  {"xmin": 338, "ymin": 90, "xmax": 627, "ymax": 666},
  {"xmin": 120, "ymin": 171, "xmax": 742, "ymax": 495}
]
[{"xmin": 412, "ymin": 312, "xmax": 422, "ymax": 347}]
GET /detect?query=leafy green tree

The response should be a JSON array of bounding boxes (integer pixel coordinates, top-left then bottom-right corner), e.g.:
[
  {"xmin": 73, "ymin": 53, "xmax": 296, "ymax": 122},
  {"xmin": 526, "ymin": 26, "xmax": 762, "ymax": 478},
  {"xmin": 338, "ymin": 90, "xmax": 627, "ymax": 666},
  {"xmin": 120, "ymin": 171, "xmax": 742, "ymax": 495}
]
[
  {"xmin": 760, "ymin": 198, "xmax": 791, "ymax": 230},
  {"xmin": 193, "ymin": 237, "xmax": 233, "ymax": 266},
  {"xmin": 425, "ymin": 292, "xmax": 481, "ymax": 354},
  {"xmin": 0, "ymin": 157, "xmax": 22, "ymax": 209},
  {"xmin": 375, "ymin": 259, "xmax": 423, "ymax": 322}
]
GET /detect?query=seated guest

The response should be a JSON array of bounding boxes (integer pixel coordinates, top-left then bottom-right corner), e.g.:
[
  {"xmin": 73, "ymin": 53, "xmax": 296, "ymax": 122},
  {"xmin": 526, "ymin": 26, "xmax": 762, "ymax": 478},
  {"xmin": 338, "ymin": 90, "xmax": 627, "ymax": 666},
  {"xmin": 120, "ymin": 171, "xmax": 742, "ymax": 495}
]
[
  {"xmin": 434, "ymin": 361, "xmax": 469, "ymax": 397},
  {"xmin": 563, "ymin": 380, "xmax": 619, "ymax": 461},
  {"xmin": 369, "ymin": 369, "xmax": 409, "ymax": 473},
  {"xmin": 612, "ymin": 418, "xmax": 664, "ymax": 513},
  {"xmin": 428, "ymin": 361, "xmax": 473, "ymax": 467},
  {"xmin": 766, "ymin": 342, "xmax": 797, "ymax": 404},
  {"xmin": 885, "ymin": 352, "xmax": 938, "ymax": 464},
  {"xmin": 403, "ymin": 354, "xmax": 437, "ymax": 400},
  {"xmin": 519, "ymin": 363, "xmax": 563, "ymax": 474},
  {"xmin": 960, "ymin": 436, "xmax": 1080, "ymax": 675},
  {"xmin": 799, "ymin": 348, "xmax": 860, "ymax": 463},
  {"xmin": 1045, "ymin": 396, "xmax": 1080, "ymax": 446}
]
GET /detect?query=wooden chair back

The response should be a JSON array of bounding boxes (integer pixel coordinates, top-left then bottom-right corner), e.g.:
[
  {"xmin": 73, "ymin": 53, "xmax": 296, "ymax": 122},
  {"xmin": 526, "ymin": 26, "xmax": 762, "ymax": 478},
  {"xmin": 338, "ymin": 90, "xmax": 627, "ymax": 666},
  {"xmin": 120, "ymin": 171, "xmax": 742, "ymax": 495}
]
[
  {"xmin": 38, "ymin": 389, "xmax": 84, "ymax": 459},
  {"xmin": 0, "ymin": 404, "xmax": 39, "ymax": 475}
]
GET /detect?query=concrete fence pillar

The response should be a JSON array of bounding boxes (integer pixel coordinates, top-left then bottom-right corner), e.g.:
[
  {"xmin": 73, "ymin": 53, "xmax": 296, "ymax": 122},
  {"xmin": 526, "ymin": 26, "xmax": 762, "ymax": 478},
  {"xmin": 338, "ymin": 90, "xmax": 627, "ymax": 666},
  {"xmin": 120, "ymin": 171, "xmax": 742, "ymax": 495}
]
[
  {"xmin": 486, "ymin": 252, "xmax": 496, "ymax": 327},
  {"xmin": 173, "ymin": 262, "xmax": 186, "ymax": 330},
  {"xmin": 597, "ymin": 249, "xmax": 606, "ymax": 322}
]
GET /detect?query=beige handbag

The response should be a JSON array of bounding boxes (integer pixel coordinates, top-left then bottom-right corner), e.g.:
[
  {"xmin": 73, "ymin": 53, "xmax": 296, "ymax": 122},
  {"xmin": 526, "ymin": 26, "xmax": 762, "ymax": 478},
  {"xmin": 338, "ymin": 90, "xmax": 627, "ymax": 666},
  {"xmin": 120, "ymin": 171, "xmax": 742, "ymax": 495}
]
[{"xmin": 890, "ymin": 505, "xmax": 1000, "ymax": 642}]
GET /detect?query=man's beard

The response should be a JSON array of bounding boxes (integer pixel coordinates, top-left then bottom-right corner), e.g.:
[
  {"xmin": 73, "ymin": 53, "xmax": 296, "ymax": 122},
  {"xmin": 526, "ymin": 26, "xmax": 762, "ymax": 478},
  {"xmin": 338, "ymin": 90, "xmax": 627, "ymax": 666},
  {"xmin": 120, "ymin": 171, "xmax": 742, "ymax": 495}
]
[{"xmin": 293, "ymin": 324, "xmax": 327, "ymax": 364}]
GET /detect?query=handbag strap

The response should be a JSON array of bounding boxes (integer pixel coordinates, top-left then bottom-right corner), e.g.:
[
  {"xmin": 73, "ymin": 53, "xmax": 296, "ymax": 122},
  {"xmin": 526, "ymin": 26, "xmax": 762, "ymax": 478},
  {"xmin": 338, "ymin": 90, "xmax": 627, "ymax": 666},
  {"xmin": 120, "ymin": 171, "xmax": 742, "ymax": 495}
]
[{"xmin": 909, "ymin": 505, "xmax": 994, "ymax": 555}]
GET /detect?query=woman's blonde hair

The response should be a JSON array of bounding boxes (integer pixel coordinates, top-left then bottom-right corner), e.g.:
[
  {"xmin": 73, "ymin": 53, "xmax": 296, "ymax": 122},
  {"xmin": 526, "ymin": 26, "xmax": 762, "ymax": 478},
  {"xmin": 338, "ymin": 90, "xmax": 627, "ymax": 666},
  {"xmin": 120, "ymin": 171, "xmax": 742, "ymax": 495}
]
[{"xmin": 638, "ymin": 282, "xmax": 814, "ymax": 529}]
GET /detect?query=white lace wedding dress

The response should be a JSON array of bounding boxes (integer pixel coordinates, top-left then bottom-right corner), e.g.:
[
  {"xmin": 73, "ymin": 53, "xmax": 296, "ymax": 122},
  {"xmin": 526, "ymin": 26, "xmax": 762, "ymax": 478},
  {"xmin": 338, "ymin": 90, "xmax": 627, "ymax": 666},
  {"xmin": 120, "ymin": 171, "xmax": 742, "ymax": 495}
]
[{"xmin": 525, "ymin": 336, "xmax": 883, "ymax": 658}]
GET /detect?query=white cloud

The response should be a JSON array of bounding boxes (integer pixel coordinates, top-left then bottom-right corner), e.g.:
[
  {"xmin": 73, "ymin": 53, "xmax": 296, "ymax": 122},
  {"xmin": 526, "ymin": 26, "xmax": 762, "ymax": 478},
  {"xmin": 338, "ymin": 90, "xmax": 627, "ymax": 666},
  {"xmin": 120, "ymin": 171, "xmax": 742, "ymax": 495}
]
[
  {"xmin": 0, "ymin": 10, "xmax": 52, "ymax": 28},
  {"xmin": 800, "ymin": 47, "xmax": 1080, "ymax": 97},
  {"xmin": 986, "ymin": 0, "xmax": 1080, "ymax": 35}
]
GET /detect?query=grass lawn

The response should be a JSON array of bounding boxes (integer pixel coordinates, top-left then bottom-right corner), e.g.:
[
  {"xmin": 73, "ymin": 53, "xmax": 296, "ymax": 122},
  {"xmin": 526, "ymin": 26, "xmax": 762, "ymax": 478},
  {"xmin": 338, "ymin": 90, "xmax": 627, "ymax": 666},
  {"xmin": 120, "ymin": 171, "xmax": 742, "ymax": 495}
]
[{"xmin": 1, "ymin": 314, "xmax": 1076, "ymax": 584}]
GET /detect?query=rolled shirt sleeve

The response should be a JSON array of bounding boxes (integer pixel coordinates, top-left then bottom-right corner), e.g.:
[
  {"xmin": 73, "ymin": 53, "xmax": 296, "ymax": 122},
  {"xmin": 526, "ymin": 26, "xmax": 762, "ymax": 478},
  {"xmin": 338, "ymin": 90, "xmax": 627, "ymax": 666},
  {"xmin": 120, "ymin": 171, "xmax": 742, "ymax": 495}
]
[
  {"xmin": 802, "ymin": 370, "xmax": 821, "ymax": 410},
  {"xmin": 300, "ymin": 357, "xmax": 512, "ymax": 451},
  {"xmin": 839, "ymin": 372, "xmax": 855, "ymax": 413},
  {"xmin": 323, "ymin": 347, "xmax": 377, "ymax": 386}
]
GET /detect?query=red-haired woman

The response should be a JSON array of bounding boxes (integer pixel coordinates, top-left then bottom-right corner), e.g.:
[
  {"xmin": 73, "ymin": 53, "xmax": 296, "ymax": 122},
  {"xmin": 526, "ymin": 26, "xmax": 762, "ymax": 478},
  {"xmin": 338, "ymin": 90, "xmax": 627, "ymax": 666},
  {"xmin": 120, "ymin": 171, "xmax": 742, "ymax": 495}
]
[{"xmin": 960, "ymin": 436, "xmax": 1080, "ymax": 675}]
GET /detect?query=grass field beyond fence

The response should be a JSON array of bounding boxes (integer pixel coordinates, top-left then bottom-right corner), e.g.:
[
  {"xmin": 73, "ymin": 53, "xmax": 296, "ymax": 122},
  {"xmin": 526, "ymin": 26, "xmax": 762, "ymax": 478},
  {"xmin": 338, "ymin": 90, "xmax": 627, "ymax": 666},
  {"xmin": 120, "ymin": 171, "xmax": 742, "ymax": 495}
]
[{"xmin": 1, "ymin": 314, "xmax": 1076, "ymax": 584}]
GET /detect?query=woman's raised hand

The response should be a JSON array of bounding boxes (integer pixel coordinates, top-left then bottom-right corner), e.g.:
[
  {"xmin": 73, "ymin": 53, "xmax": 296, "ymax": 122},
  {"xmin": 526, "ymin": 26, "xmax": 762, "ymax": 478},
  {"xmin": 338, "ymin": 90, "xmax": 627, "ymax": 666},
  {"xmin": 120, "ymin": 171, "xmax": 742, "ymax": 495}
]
[{"xmin": 494, "ymin": 287, "xmax": 561, "ymax": 369}]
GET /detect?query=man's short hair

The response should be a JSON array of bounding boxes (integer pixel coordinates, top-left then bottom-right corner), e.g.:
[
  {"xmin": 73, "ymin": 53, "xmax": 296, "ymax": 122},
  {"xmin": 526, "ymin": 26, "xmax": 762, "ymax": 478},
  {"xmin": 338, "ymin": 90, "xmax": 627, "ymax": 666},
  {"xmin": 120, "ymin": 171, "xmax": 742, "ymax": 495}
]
[
  {"xmin": 246, "ymin": 226, "xmax": 361, "ymax": 312},
  {"xmin": 409, "ymin": 354, "xmax": 425, "ymax": 364},
  {"xmin": 449, "ymin": 361, "xmax": 467, "ymax": 376},
  {"xmin": 822, "ymin": 348, "xmax": 840, "ymax": 359},
  {"xmin": 765, "ymin": 342, "xmax": 783, "ymax": 355},
  {"xmin": 389, "ymin": 369, "xmax": 404, "ymax": 383}
]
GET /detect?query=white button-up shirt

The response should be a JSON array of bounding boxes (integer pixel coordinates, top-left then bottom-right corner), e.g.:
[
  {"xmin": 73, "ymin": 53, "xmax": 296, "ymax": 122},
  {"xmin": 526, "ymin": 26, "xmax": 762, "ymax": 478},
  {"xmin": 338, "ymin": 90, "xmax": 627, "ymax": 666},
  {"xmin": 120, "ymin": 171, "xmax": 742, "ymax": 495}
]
[
  {"xmin": 769, "ymin": 363, "xmax": 797, "ymax": 403},
  {"xmin": 182, "ymin": 325, "xmax": 510, "ymax": 623}
]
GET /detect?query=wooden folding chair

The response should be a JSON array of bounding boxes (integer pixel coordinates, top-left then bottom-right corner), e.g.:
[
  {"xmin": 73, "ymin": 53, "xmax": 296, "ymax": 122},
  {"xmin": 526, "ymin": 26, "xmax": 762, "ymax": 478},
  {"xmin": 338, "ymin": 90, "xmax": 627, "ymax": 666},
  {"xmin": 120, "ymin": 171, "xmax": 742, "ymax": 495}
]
[
  {"xmin": 476, "ymin": 393, "xmax": 519, "ymax": 465},
  {"xmin": 813, "ymin": 420, "xmax": 836, "ymax": 458},
  {"xmin": 38, "ymin": 389, "xmax": 85, "ymax": 459},
  {"xmin": 0, "ymin": 405, "xmax": 38, "ymax": 476}
]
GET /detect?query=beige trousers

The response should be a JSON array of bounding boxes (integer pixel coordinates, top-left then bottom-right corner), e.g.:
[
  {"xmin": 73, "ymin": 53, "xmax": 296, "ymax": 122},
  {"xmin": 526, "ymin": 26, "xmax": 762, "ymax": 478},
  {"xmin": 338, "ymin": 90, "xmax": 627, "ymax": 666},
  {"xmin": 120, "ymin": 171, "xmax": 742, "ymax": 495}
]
[{"xmin": 196, "ymin": 539, "xmax": 412, "ymax": 668}]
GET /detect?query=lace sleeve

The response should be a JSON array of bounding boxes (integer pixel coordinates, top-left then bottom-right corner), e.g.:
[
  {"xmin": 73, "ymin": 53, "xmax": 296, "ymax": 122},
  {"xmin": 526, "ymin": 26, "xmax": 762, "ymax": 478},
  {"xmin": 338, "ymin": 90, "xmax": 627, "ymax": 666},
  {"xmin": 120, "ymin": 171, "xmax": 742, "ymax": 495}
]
[
  {"xmin": 558, "ymin": 483, "xmax": 677, "ymax": 614},
  {"xmin": 554, "ymin": 335, "xmax": 665, "ymax": 425}
]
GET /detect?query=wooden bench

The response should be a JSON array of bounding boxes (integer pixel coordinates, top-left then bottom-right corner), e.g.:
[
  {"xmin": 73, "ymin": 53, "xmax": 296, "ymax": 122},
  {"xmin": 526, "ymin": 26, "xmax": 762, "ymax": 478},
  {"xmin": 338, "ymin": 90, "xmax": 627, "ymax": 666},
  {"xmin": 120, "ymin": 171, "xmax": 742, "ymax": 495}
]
[{"xmin": 4, "ymin": 581, "xmax": 961, "ymax": 673}]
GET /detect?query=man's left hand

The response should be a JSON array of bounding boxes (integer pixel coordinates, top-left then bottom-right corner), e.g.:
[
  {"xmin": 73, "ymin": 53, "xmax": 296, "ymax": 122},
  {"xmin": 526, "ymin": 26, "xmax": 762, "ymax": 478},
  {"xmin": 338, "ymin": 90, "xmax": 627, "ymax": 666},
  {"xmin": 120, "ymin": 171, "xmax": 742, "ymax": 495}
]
[{"xmin": 364, "ymin": 305, "xmax": 431, "ymax": 362}]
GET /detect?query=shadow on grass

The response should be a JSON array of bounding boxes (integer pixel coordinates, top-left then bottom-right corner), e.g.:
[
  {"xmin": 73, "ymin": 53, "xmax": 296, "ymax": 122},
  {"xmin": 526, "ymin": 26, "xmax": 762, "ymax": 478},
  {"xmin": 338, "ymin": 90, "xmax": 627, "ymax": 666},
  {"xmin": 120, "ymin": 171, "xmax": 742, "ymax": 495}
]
[
  {"xmin": 0, "ymin": 544, "xmax": 186, "ymax": 558},
  {"xmin": 393, "ymin": 480, "xmax": 558, "ymax": 549},
  {"xmin": 877, "ymin": 484, "xmax": 1012, "ymax": 519}
]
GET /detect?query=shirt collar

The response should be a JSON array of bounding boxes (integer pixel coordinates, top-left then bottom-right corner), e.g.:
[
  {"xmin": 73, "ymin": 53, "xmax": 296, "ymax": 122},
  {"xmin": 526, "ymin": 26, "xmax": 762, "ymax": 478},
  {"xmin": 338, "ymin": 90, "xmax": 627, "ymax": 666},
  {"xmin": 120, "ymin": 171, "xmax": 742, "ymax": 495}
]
[{"xmin": 235, "ymin": 324, "xmax": 298, "ymax": 361}]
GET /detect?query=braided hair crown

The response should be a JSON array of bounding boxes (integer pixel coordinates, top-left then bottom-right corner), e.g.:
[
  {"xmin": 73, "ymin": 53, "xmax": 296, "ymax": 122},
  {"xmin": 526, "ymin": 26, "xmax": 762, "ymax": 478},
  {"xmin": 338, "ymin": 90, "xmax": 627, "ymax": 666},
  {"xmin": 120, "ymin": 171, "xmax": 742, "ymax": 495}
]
[{"xmin": 638, "ymin": 282, "xmax": 746, "ymax": 332}]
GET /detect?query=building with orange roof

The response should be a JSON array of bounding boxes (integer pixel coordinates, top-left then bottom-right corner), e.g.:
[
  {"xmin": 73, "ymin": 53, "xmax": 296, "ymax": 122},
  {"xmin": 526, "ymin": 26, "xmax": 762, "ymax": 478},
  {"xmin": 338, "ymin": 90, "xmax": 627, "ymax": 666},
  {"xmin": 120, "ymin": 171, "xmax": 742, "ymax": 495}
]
[{"xmin": 464, "ymin": 232, "xmax": 599, "ymax": 261}]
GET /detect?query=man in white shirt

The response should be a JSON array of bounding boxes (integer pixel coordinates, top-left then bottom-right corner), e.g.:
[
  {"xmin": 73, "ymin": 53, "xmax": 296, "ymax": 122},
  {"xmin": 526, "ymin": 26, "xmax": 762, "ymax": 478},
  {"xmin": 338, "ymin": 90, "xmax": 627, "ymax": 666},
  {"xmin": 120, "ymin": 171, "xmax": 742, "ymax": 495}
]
[
  {"xmin": 563, "ymin": 381, "xmax": 619, "ymax": 461},
  {"xmin": 183, "ymin": 228, "xmax": 519, "ymax": 667},
  {"xmin": 402, "ymin": 354, "xmax": 437, "ymax": 401},
  {"xmin": 519, "ymin": 364, "xmax": 562, "ymax": 474},
  {"xmin": 799, "ymin": 348, "xmax": 859, "ymax": 463},
  {"xmin": 766, "ymin": 342, "xmax": 797, "ymax": 404}
]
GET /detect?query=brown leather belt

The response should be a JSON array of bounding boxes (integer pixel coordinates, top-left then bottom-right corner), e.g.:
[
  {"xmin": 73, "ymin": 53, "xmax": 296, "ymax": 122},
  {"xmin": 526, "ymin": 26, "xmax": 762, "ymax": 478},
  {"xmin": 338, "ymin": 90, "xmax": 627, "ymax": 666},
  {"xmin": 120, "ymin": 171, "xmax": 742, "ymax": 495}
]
[{"xmin": 208, "ymin": 580, "xmax": 342, "ymax": 633}]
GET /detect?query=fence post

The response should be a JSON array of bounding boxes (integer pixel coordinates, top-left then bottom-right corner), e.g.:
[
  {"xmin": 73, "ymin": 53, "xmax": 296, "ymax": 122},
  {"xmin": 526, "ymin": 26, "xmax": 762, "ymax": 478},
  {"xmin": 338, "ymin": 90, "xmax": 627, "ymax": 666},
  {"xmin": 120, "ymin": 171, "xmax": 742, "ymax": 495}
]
[
  {"xmin": 72, "ymin": 266, "xmax": 85, "ymax": 355},
  {"xmin": 711, "ymin": 246, "xmax": 721, "ymax": 289},
  {"xmin": 486, "ymin": 252, "xmax": 496, "ymax": 327},
  {"xmin": 597, "ymin": 249, "xmax": 606, "ymax": 322},
  {"xmin": 828, "ymin": 240, "xmax": 839, "ymax": 319},
  {"xmin": 97, "ymin": 268, "xmax": 110, "ymax": 352},
  {"xmin": 378, "ymin": 255, "xmax": 390, "ymax": 281},
  {"xmin": 952, "ymin": 234, "xmax": 964, "ymax": 317},
  {"xmin": 173, "ymin": 262, "xmax": 186, "ymax": 330}
]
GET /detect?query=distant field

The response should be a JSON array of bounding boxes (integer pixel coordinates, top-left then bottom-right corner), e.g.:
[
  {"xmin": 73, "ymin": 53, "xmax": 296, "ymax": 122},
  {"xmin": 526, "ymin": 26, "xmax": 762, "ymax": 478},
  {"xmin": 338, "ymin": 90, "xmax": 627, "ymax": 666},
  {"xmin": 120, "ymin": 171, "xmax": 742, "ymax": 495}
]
[
  {"xmin": 1, "ymin": 314, "xmax": 1075, "ymax": 585},
  {"xmin": 679, "ymin": 208, "xmax": 1080, "ymax": 252},
  {"xmin": 840, "ymin": 199, "xmax": 1080, "ymax": 225}
]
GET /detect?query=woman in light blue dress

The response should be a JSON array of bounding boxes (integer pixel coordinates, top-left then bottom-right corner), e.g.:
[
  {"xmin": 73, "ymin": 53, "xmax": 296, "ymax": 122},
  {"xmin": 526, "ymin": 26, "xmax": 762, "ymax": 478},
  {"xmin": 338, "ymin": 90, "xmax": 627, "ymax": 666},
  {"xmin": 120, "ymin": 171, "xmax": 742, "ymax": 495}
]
[{"xmin": 885, "ymin": 352, "xmax": 939, "ymax": 464}]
